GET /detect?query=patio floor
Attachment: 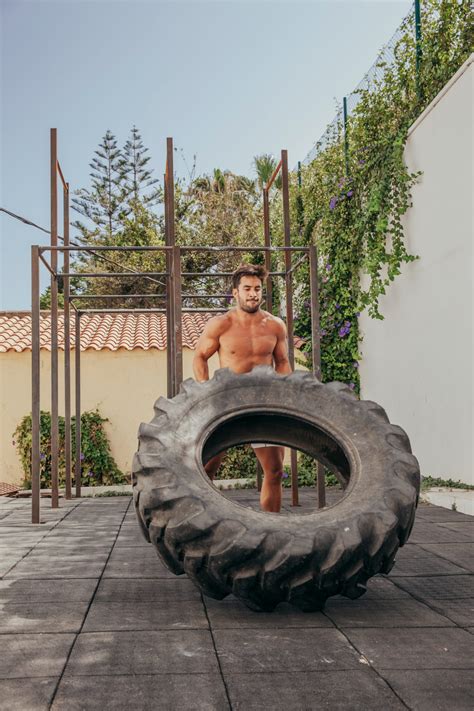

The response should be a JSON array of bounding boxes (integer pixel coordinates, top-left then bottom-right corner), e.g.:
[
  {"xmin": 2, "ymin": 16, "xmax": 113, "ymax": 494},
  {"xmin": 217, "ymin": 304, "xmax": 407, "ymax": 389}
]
[{"xmin": 0, "ymin": 489, "xmax": 472, "ymax": 710}]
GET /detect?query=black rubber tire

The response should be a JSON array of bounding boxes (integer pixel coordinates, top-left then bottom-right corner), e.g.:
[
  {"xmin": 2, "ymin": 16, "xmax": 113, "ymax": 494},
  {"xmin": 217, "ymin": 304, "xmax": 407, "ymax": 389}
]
[{"xmin": 132, "ymin": 367, "xmax": 420, "ymax": 612}]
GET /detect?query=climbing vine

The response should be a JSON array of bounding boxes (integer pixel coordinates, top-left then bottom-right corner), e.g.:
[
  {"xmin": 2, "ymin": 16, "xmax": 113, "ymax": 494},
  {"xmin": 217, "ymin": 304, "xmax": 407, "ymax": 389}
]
[
  {"xmin": 13, "ymin": 410, "xmax": 126, "ymax": 489},
  {"xmin": 270, "ymin": 1, "xmax": 472, "ymax": 389}
]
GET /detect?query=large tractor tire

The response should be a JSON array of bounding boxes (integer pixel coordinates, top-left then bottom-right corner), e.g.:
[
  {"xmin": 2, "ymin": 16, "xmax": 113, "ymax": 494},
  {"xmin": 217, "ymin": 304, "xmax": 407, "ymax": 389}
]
[{"xmin": 132, "ymin": 367, "xmax": 420, "ymax": 612}]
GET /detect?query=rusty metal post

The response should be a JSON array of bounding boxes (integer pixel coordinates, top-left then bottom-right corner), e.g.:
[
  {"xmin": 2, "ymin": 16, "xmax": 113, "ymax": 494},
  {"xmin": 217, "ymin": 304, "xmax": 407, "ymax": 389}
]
[
  {"xmin": 281, "ymin": 149, "xmax": 299, "ymax": 506},
  {"xmin": 74, "ymin": 311, "xmax": 82, "ymax": 498},
  {"xmin": 50, "ymin": 129, "xmax": 59, "ymax": 508},
  {"xmin": 309, "ymin": 244, "xmax": 325, "ymax": 508},
  {"xmin": 262, "ymin": 188, "xmax": 272, "ymax": 312},
  {"xmin": 164, "ymin": 142, "xmax": 176, "ymax": 397},
  {"xmin": 63, "ymin": 184, "xmax": 72, "ymax": 499},
  {"xmin": 31, "ymin": 246, "xmax": 41, "ymax": 524},
  {"xmin": 164, "ymin": 175, "xmax": 173, "ymax": 398},
  {"xmin": 172, "ymin": 246, "xmax": 183, "ymax": 393}
]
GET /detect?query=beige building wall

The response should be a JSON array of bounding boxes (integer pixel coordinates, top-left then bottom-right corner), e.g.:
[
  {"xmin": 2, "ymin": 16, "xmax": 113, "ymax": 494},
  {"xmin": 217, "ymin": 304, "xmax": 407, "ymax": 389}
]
[
  {"xmin": 358, "ymin": 55, "xmax": 473, "ymax": 485},
  {"xmin": 0, "ymin": 347, "xmax": 220, "ymax": 486}
]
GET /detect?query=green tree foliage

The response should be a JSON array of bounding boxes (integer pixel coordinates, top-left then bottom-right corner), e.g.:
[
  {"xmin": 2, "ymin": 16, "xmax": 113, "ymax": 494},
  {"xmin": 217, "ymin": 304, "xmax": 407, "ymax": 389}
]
[{"xmin": 123, "ymin": 125, "xmax": 161, "ymax": 208}]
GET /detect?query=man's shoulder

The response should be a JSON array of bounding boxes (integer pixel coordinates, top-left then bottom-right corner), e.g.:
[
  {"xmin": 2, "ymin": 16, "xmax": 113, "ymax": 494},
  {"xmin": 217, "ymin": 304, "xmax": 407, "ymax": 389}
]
[
  {"xmin": 203, "ymin": 311, "xmax": 233, "ymax": 335},
  {"xmin": 261, "ymin": 311, "xmax": 286, "ymax": 332}
]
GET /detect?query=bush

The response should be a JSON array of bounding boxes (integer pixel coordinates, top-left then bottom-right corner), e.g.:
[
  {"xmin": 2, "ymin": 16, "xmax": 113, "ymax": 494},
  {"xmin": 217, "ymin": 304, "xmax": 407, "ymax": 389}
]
[
  {"xmin": 13, "ymin": 410, "xmax": 127, "ymax": 489},
  {"xmin": 215, "ymin": 445, "xmax": 259, "ymax": 480}
]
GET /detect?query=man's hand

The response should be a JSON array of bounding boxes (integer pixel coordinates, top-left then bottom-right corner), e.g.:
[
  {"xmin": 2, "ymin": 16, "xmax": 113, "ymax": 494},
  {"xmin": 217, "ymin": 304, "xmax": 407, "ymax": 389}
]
[{"xmin": 192, "ymin": 318, "xmax": 221, "ymax": 381}]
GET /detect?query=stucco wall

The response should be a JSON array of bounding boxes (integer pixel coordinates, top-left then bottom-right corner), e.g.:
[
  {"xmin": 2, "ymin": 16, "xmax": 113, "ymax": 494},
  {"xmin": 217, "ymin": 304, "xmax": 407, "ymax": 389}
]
[
  {"xmin": 0, "ymin": 347, "xmax": 219, "ymax": 485},
  {"xmin": 358, "ymin": 55, "xmax": 473, "ymax": 484}
]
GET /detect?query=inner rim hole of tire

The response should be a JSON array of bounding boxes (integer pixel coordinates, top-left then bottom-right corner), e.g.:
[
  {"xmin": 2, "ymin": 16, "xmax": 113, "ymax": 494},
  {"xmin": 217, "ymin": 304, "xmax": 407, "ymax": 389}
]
[{"xmin": 201, "ymin": 411, "xmax": 350, "ymax": 487}]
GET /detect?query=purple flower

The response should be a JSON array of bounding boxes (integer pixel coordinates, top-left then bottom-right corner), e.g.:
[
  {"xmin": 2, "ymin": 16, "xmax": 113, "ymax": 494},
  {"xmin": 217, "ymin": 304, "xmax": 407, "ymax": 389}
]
[
  {"xmin": 80, "ymin": 453, "xmax": 85, "ymax": 461},
  {"xmin": 355, "ymin": 312, "xmax": 361, "ymax": 318},
  {"xmin": 325, "ymin": 263, "xmax": 331, "ymax": 271},
  {"xmin": 40, "ymin": 453, "xmax": 45, "ymax": 461},
  {"xmin": 335, "ymin": 304, "xmax": 341, "ymax": 310},
  {"xmin": 320, "ymin": 329, "xmax": 327, "ymax": 336},
  {"xmin": 329, "ymin": 196, "xmax": 338, "ymax": 210},
  {"xmin": 338, "ymin": 321, "xmax": 351, "ymax": 338},
  {"xmin": 337, "ymin": 177, "xmax": 346, "ymax": 188},
  {"xmin": 349, "ymin": 383, "xmax": 356, "ymax": 390},
  {"xmin": 347, "ymin": 190, "xmax": 354, "ymax": 198},
  {"xmin": 353, "ymin": 361, "xmax": 359, "ymax": 369},
  {"xmin": 282, "ymin": 472, "xmax": 289, "ymax": 479}
]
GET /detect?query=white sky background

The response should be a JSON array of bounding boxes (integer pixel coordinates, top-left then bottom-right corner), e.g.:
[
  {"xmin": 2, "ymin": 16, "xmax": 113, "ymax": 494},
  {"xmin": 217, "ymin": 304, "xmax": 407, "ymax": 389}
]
[{"xmin": 0, "ymin": 0, "xmax": 412, "ymax": 309}]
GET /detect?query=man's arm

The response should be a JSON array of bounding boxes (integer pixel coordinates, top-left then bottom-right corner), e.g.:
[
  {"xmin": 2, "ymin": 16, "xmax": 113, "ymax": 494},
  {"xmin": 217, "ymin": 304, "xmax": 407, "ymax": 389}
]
[
  {"xmin": 273, "ymin": 319, "xmax": 292, "ymax": 374},
  {"xmin": 192, "ymin": 318, "xmax": 221, "ymax": 382}
]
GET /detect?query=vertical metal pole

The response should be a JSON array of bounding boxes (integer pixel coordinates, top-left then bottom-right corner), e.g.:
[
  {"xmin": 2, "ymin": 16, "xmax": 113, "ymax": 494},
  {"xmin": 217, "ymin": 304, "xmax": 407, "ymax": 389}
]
[
  {"xmin": 167, "ymin": 138, "xmax": 181, "ymax": 396},
  {"xmin": 63, "ymin": 184, "xmax": 72, "ymax": 499},
  {"xmin": 343, "ymin": 97, "xmax": 349, "ymax": 178},
  {"xmin": 50, "ymin": 128, "xmax": 59, "ymax": 508},
  {"xmin": 173, "ymin": 246, "xmax": 183, "ymax": 392},
  {"xmin": 31, "ymin": 246, "xmax": 41, "ymax": 524},
  {"xmin": 164, "ymin": 175, "xmax": 173, "ymax": 399},
  {"xmin": 262, "ymin": 188, "xmax": 272, "ymax": 312},
  {"xmin": 281, "ymin": 149, "xmax": 299, "ymax": 506},
  {"xmin": 415, "ymin": 0, "xmax": 422, "ymax": 103},
  {"xmin": 309, "ymin": 245, "xmax": 325, "ymax": 509},
  {"xmin": 74, "ymin": 311, "xmax": 82, "ymax": 498}
]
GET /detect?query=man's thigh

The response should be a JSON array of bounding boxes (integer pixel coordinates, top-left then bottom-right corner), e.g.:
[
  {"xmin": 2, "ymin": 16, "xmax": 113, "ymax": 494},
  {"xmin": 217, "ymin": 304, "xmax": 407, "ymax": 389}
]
[{"xmin": 254, "ymin": 445, "xmax": 285, "ymax": 473}]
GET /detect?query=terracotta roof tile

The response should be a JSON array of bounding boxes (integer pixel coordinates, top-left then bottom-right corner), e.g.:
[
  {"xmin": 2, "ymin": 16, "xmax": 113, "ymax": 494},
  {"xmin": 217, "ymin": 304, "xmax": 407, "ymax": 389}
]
[{"xmin": 0, "ymin": 312, "xmax": 305, "ymax": 353}]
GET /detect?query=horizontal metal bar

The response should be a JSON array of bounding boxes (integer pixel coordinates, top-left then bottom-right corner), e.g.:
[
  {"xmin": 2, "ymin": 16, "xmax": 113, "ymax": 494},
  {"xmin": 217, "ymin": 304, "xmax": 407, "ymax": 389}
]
[
  {"xmin": 182, "ymin": 293, "xmax": 231, "ymax": 299},
  {"xmin": 60, "ymin": 272, "xmax": 169, "ymax": 278},
  {"xmin": 182, "ymin": 271, "xmax": 286, "ymax": 277},
  {"xmin": 179, "ymin": 246, "xmax": 309, "ymax": 253},
  {"xmin": 39, "ymin": 245, "xmax": 173, "ymax": 253},
  {"xmin": 78, "ymin": 309, "xmax": 167, "ymax": 314},
  {"xmin": 69, "ymin": 293, "xmax": 166, "ymax": 300}
]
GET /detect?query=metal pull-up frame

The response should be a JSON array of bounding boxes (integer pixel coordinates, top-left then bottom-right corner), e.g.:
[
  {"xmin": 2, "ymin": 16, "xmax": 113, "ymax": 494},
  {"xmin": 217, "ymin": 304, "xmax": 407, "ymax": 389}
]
[{"xmin": 30, "ymin": 132, "xmax": 324, "ymax": 523}]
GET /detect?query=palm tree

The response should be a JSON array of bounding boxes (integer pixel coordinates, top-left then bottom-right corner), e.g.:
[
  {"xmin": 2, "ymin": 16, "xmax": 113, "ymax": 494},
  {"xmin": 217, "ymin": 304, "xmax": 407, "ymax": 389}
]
[{"xmin": 253, "ymin": 154, "xmax": 282, "ymax": 190}]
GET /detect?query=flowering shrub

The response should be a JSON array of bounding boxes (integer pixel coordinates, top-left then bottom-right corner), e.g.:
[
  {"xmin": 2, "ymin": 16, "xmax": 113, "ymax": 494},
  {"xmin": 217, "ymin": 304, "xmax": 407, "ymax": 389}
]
[{"xmin": 13, "ymin": 410, "xmax": 126, "ymax": 489}]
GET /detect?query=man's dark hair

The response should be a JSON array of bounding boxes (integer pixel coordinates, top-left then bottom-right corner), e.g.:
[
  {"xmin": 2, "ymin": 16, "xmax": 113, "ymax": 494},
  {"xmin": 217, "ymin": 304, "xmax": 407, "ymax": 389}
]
[{"xmin": 231, "ymin": 263, "xmax": 268, "ymax": 289}]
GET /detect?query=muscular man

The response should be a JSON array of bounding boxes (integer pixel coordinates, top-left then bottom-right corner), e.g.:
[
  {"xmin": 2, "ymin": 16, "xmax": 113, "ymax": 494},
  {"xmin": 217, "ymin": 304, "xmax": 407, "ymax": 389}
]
[{"xmin": 193, "ymin": 263, "xmax": 292, "ymax": 513}]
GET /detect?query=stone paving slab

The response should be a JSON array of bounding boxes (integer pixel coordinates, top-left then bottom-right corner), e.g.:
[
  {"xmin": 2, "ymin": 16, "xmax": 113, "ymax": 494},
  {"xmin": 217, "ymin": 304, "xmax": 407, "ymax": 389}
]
[
  {"xmin": 224, "ymin": 670, "xmax": 406, "ymax": 710},
  {"xmin": 0, "ymin": 601, "xmax": 90, "ymax": 633},
  {"xmin": 52, "ymin": 674, "xmax": 229, "ymax": 711},
  {"xmin": 0, "ymin": 678, "xmax": 57, "ymax": 711},
  {"xmin": 65, "ymin": 630, "xmax": 220, "ymax": 676},
  {"xmin": 94, "ymin": 577, "xmax": 201, "ymax": 602},
  {"xmin": 203, "ymin": 595, "xmax": 334, "ymax": 629},
  {"xmin": 213, "ymin": 628, "xmax": 363, "ymax": 673},
  {"xmin": 344, "ymin": 627, "xmax": 474, "ymax": 670},
  {"xmin": 82, "ymin": 599, "xmax": 209, "ymax": 631},
  {"xmin": 418, "ymin": 542, "xmax": 474, "ymax": 571},
  {"xmin": 0, "ymin": 578, "xmax": 97, "ymax": 603},
  {"xmin": 323, "ymin": 597, "xmax": 455, "ymax": 628},
  {"xmin": 0, "ymin": 633, "xmax": 75, "ymax": 678},
  {"xmin": 422, "ymin": 597, "xmax": 474, "ymax": 626},
  {"xmin": 390, "ymin": 542, "xmax": 470, "ymax": 576},
  {"xmin": 407, "ymin": 521, "xmax": 474, "ymax": 544},
  {"xmin": 380, "ymin": 669, "xmax": 474, "ymax": 711},
  {"xmin": 390, "ymin": 574, "xmax": 474, "ymax": 599}
]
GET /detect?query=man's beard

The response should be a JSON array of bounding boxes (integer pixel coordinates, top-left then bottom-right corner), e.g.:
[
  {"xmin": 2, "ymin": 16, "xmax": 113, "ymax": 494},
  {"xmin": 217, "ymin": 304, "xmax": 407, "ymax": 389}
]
[{"xmin": 238, "ymin": 297, "xmax": 261, "ymax": 313}]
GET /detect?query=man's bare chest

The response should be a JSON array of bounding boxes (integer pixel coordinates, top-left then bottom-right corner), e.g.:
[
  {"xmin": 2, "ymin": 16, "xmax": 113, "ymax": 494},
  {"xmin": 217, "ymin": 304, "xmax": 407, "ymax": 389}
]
[{"xmin": 219, "ymin": 327, "xmax": 277, "ymax": 358}]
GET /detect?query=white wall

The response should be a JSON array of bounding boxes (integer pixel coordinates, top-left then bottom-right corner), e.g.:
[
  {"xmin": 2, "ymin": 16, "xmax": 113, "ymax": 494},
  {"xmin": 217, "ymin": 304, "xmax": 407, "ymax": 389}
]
[{"xmin": 359, "ymin": 54, "xmax": 473, "ymax": 485}]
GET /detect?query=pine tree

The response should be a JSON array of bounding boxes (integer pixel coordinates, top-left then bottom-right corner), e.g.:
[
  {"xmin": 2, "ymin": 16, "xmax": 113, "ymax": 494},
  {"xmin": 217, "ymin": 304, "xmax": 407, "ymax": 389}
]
[
  {"xmin": 122, "ymin": 126, "xmax": 161, "ymax": 209},
  {"xmin": 72, "ymin": 130, "xmax": 126, "ymax": 242}
]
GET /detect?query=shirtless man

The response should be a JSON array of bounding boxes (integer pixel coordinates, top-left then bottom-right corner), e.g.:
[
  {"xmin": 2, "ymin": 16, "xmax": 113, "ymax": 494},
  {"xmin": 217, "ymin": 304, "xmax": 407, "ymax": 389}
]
[{"xmin": 192, "ymin": 263, "xmax": 292, "ymax": 513}]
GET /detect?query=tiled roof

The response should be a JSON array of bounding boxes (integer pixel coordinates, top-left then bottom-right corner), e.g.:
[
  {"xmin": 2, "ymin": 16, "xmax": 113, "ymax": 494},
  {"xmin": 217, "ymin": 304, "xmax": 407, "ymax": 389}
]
[
  {"xmin": 0, "ymin": 312, "xmax": 305, "ymax": 353},
  {"xmin": 0, "ymin": 482, "xmax": 19, "ymax": 496}
]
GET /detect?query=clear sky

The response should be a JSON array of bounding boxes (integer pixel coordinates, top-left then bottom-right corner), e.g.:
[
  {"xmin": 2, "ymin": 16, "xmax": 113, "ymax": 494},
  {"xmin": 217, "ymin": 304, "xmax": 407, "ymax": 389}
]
[{"xmin": 0, "ymin": 0, "xmax": 413, "ymax": 309}]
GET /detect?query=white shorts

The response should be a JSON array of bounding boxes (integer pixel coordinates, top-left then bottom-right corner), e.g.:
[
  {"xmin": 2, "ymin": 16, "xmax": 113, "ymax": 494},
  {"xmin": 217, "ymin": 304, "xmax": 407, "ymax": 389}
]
[{"xmin": 251, "ymin": 443, "xmax": 278, "ymax": 449}]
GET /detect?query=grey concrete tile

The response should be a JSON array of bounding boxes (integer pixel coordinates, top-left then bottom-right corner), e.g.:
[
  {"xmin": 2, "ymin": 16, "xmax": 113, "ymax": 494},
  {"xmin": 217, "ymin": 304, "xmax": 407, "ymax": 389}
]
[
  {"xmin": 213, "ymin": 628, "xmax": 362, "ymax": 673},
  {"xmin": 408, "ymin": 522, "xmax": 474, "ymax": 544},
  {"xmin": 0, "ymin": 633, "xmax": 75, "ymax": 678},
  {"xmin": 0, "ymin": 557, "xmax": 27, "ymax": 576},
  {"xmin": 416, "ymin": 507, "xmax": 474, "ymax": 523},
  {"xmin": 53, "ymin": 673, "xmax": 229, "ymax": 710},
  {"xmin": 324, "ymin": 598, "xmax": 455, "ymax": 627},
  {"xmin": 437, "ymin": 522, "xmax": 474, "ymax": 540},
  {"xmin": 102, "ymin": 546, "xmax": 174, "ymax": 578},
  {"xmin": 82, "ymin": 599, "xmax": 208, "ymax": 631},
  {"xmin": 225, "ymin": 670, "xmax": 405, "ymax": 710},
  {"xmin": 418, "ymin": 543, "xmax": 474, "ymax": 572},
  {"xmin": 392, "ymin": 543, "xmax": 470, "ymax": 575},
  {"xmin": 5, "ymin": 559, "xmax": 106, "ymax": 579},
  {"xmin": 94, "ymin": 577, "xmax": 200, "ymax": 602},
  {"xmin": 0, "ymin": 578, "xmax": 97, "ymax": 603},
  {"xmin": 345, "ymin": 627, "xmax": 474, "ymax": 670},
  {"xmin": 65, "ymin": 630, "xmax": 219, "ymax": 675},
  {"xmin": 0, "ymin": 677, "xmax": 57, "ymax": 711},
  {"xmin": 331, "ymin": 576, "xmax": 411, "ymax": 602},
  {"xmin": 389, "ymin": 574, "xmax": 474, "ymax": 599},
  {"xmin": 381, "ymin": 669, "xmax": 474, "ymax": 711},
  {"xmin": 204, "ymin": 595, "xmax": 334, "ymax": 629},
  {"xmin": 423, "ymin": 598, "xmax": 474, "ymax": 626},
  {"xmin": 0, "ymin": 602, "xmax": 89, "ymax": 633}
]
